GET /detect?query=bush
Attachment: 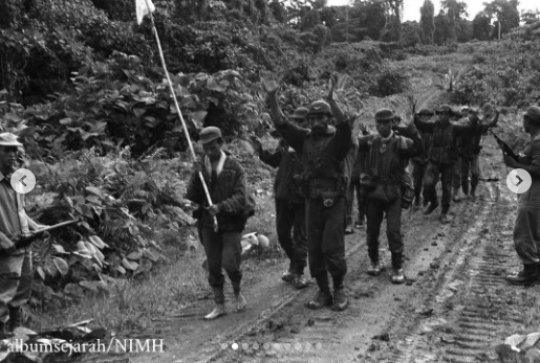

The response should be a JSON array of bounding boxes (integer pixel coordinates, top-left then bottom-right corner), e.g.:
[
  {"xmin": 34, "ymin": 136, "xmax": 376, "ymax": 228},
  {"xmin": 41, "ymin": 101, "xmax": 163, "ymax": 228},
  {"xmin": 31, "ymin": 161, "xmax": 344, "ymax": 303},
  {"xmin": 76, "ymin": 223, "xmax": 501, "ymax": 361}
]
[{"xmin": 370, "ymin": 68, "xmax": 410, "ymax": 97}]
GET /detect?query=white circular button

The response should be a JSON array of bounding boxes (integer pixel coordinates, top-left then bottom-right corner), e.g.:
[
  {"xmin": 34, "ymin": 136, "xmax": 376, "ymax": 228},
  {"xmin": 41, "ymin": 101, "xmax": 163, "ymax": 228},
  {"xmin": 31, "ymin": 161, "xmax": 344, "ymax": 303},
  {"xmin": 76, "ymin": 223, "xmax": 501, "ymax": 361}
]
[
  {"xmin": 506, "ymin": 168, "xmax": 532, "ymax": 194},
  {"xmin": 10, "ymin": 168, "xmax": 36, "ymax": 194}
]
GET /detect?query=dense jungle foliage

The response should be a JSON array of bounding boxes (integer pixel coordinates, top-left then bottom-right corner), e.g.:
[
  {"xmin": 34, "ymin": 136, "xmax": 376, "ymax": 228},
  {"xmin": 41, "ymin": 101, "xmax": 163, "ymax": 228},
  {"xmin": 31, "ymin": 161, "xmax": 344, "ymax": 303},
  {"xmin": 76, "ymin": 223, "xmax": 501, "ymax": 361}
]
[{"xmin": 0, "ymin": 0, "xmax": 539, "ymax": 310}]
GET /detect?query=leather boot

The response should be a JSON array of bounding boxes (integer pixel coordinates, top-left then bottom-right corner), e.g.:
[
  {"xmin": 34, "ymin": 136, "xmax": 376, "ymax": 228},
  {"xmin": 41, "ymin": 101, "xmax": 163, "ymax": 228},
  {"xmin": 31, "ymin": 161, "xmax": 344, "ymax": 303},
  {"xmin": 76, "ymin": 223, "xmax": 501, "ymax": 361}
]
[
  {"xmin": 331, "ymin": 276, "xmax": 348, "ymax": 311},
  {"xmin": 306, "ymin": 274, "xmax": 332, "ymax": 309},
  {"xmin": 8, "ymin": 306, "xmax": 22, "ymax": 332},
  {"xmin": 506, "ymin": 264, "xmax": 538, "ymax": 285},
  {"xmin": 204, "ymin": 287, "xmax": 226, "ymax": 320},
  {"xmin": 232, "ymin": 281, "xmax": 247, "ymax": 312}
]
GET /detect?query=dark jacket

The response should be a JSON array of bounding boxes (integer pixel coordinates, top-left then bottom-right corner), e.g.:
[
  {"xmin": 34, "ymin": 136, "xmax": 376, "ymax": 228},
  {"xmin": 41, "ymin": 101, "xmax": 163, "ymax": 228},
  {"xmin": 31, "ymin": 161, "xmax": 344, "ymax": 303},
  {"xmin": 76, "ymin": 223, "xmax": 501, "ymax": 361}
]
[
  {"xmin": 276, "ymin": 121, "xmax": 352, "ymax": 199},
  {"xmin": 455, "ymin": 113, "xmax": 499, "ymax": 159},
  {"xmin": 414, "ymin": 115, "xmax": 473, "ymax": 165},
  {"xmin": 258, "ymin": 139, "xmax": 304, "ymax": 203},
  {"xmin": 186, "ymin": 152, "xmax": 249, "ymax": 232},
  {"xmin": 358, "ymin": 130, "xmax": 422, "ymax": 202}
]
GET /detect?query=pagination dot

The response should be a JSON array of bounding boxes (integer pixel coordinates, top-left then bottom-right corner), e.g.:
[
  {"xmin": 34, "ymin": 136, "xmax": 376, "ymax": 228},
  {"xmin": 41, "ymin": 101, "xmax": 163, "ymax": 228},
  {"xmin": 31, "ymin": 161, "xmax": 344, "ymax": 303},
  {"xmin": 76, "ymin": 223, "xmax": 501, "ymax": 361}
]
[
  {"xmin": 295, "ymin": 343, "xmax": 302, "ymax": 351},
  {"xmin": 220, "ymin": 343, "xmax": 228, "ymax": 350},
  {"xmin": 253, "ymin": 343, "xmax": 260, "ymax": 350},
  {"xmin": 263, "ymin": 343, "xmax": 271, "ymax": 350},
  {"xmin": 242, "ymin": 343, "xmax": 249, "ymax": 350},
  {"xmin": 231, "ymin": 343, "xmax": 238, "ymax": 350},
  {"xmin": 316, "ymin": 343, "xmax": 323, "ymax": 350}
]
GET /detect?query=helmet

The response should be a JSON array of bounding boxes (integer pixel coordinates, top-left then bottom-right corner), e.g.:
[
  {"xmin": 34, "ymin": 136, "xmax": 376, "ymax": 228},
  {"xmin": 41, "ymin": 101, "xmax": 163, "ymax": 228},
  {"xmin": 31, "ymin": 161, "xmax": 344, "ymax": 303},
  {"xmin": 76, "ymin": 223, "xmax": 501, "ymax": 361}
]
[
  {"xmin": 307, "ymin": 100, "xmax": 331, "ymax": 115},
  {"xmin": 436, "ymin": 105, "xmax": 453, "ymax": 114}
]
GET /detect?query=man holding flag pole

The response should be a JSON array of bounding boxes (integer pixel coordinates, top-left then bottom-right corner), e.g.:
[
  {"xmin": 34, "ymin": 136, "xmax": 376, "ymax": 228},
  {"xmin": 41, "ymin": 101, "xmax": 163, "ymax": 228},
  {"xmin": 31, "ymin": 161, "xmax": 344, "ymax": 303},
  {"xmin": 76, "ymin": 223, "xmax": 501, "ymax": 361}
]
[{"xmin": 135, "ymin": 0, "xmax": 252, "ymax": 319}]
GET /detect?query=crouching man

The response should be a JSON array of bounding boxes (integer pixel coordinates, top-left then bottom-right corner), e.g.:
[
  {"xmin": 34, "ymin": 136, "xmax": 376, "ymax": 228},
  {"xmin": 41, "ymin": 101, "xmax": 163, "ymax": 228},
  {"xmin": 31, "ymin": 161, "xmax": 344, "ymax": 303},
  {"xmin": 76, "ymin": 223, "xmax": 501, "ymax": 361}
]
[
  {"xmin": 359, "ymin": 110, "xmax": 422, "ymax": 283},
  {"xmin": 186, "ymin": 127, "xmax": 251, "ymax": 320}
]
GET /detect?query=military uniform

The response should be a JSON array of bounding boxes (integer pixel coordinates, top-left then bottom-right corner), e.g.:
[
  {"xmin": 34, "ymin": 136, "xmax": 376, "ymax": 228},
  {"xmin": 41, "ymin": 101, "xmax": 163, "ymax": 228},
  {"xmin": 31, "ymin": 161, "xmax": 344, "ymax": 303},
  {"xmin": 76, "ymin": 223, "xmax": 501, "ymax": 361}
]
[
  {"xmin": 414, "ymin": 105, "xmax": 474, "ymax": 222},
  {"xmin": 0, "ymin": 133, "xmax": 46, "ymax": 333},
  {"xmin": 275, "ymin": 99, "xmax": 352, "ymax": 311},
  {"xmin": 359, "ymin": 109, "xmax": 422, "ymax": 283},
  {"xmin": 258, "ymin": 132, "xmax": 308, "ymax": 287},
  {"xmin": 505, "ymin": 107, "xmax": 540, "ymax": 284},
  {"xmin": 410, "ymin": 109, "xmax": 433, "ymax": 206},
  {"xmin": 346, "ymin": 130, "xmax": 370, "ymax": 228},
  {"xmin": 453, "ymin": 112, "xmax": 499, "ymax": 199}
]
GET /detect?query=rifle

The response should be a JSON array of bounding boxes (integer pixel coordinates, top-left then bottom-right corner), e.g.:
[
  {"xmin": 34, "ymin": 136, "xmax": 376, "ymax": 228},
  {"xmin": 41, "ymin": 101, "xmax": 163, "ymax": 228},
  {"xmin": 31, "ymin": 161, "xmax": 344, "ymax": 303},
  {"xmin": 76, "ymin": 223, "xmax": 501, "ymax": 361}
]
[
  {"xmin": 15, "ymin": 219, "xmax": 80, "ymax": 249},
  {"xmin": 489, "ymin": 130, "xmax": 519, "ymax": 162}
]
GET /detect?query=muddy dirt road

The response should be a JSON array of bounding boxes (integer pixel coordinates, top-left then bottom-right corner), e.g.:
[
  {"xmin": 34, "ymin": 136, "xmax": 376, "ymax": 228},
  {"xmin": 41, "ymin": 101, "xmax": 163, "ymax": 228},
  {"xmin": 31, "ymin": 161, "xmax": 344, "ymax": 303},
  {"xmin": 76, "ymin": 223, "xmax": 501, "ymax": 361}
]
[{"xmin": 128, "ymin": 60, "xmax": 530, "ymax": 363}]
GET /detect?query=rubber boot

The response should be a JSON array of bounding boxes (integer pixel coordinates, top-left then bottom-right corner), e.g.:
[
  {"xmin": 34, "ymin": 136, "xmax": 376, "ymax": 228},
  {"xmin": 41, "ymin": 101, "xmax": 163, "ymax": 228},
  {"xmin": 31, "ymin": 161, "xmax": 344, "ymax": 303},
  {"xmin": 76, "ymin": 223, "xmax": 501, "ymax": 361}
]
[
  {"xmin": 306, "ymin": 274, "xmax": 332, "ymax": 309},
  {"xmin": 204, "ymin": 287, "xmax": 226, "ymax": 320},
  {"xmin": 232, "ymin": 281, "xmax": 247, "ymax": 312},
  {"xmin": 506, "ymin": 264, "xmax": 538, "ymax": 285},
  {"xmin": 331, "ymin": 276, "xmax": 349, "ymax": 311}
]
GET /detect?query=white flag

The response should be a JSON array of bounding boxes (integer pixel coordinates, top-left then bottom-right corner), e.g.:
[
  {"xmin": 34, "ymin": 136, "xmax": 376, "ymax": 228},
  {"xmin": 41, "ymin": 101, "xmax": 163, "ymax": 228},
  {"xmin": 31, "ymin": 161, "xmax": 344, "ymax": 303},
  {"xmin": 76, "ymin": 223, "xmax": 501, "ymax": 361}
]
[{"xmin": 136, "ymin": 0, "xmax": 155, "ymax": 25}]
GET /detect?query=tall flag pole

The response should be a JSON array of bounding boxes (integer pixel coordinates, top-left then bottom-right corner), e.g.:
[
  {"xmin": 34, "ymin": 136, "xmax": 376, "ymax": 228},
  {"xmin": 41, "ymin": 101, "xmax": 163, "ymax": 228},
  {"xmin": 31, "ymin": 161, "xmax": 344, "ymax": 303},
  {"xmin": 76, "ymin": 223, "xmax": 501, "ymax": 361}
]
[{"xmin": 136, "ymin": 0, "xmax": 218, "ymax": 231}]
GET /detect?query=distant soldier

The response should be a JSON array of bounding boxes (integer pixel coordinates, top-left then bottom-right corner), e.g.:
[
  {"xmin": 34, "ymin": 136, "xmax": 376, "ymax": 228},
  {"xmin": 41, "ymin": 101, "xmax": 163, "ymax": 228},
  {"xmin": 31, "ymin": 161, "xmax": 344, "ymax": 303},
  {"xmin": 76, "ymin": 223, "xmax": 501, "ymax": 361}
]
[
  {"xmin": 251, "ymin": 107, "xmax": 309, "ymax": 289},
  {"xmin": 263, "ymin": 75, "xmax": 353, "ymax": 311},
  {"xmin": 414, "ymin": 105, "xmax": 474, "ymax": 224},
  {"xmin": 186, "ymin": 127, "xmax": 251, "ymax": 320},
  {"xmin": 504, "ymin": 106, "xmax": 540, "ymax": 284},
  {"xmin": 453, "ymin": 108, "xmax": 500, "ymax": 201},
  {"xmin": 411, "ymin": 108, "xmax": 434, "ymax": 207},
  {"xmin": 358, "ymin": 110, "xmax": 422, "ymax": 282},
  {"xmin": 346, "ymin": 122, "xmax": 370, "ymax": 230}
]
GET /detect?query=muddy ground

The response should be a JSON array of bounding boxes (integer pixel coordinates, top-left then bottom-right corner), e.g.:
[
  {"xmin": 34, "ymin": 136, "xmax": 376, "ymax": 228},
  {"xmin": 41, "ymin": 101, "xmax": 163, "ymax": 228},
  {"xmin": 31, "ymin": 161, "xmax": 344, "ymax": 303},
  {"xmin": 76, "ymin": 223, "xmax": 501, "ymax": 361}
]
[{"xmin": 124, "ymin": 59, "xmax": 534, "ymax": 363}]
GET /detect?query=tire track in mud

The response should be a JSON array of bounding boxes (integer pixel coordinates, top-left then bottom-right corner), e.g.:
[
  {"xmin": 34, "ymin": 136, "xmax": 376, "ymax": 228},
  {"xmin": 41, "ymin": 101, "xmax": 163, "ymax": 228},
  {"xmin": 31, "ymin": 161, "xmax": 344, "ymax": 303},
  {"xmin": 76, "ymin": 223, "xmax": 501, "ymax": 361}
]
[
  {"xmin": 389, "ymin": 193, "xmax": 520, "ymax": 363},
  {"xmin": 207, "ymin": 191, "xmax": 488, "ymax": 363}
]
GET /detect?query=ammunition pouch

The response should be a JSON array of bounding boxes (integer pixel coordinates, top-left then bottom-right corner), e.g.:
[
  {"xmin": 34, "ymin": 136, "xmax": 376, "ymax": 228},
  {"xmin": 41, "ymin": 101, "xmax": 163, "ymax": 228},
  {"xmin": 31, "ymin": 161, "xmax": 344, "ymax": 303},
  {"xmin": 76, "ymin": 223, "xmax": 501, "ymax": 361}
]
[{"xmin": 401, "ymin": 182, "xmax": 415, "ymax": 209}]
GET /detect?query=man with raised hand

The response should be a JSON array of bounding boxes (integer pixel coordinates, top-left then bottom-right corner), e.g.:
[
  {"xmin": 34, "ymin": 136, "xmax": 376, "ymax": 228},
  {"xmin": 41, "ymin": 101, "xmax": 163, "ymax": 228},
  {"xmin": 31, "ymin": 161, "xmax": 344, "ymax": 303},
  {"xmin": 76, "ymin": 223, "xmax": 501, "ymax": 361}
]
[
  {"xmin": 454, "ymin": 107, "xmax": 500, "ymax": 201},
  {"xmin": 414, "ymin": 105, "xmax": 474, "ymax": 224},
  {"xmin": 359, "ymin": 110, "xmax": 422, "ymax": 283},
  {"xmin": 262, "ymin": 75, "xmax": 353, "ymax": 311},
  {"xmin": 251, "ymin": 107, "xmax": 309, "ymax": 290},
  {"xmin": 186, "ymin": 127, "xmax": 250, "ymax": 320},
  {"xmin": 0, "ymin": 133, "xmax": 48, "ymax": 333},
  {"xmin": 504, "ymin": 106, "xmax": 540, "ymax": 285}
]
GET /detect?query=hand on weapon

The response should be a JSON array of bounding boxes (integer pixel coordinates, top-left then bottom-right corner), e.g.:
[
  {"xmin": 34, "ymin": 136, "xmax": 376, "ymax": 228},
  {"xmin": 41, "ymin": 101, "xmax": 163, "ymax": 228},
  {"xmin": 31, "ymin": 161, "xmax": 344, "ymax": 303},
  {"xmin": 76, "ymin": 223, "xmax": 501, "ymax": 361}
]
[
  {"xmin": 503, "ymin": 155, "xmax": 519, "ymax": 169},
  {"xmin": 261, "ymin": 72, "xmax": 280, "ymax": 94},
  {"xmin": 359, "ymin": 122, "xmax": 368, "ymax": 134},
  {"xmin": 490, "ymin": 130, "xmax": 519, "ymax": 162},
  {"xmin": 16, "ymin": 231, "xmax": 50, "ymax": 249}
]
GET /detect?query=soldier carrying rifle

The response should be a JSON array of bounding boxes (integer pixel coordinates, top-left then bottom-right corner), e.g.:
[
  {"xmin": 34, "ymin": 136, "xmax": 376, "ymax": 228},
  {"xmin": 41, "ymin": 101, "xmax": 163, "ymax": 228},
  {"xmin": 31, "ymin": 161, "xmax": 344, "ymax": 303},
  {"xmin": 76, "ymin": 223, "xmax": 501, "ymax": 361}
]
[
  {"xmin": 501, "ymin": 107, "xmax": 540, "ymax": 285},
  {"xmin": 0, "ymin": 133, "xmax": 50, "ymax": 334}
]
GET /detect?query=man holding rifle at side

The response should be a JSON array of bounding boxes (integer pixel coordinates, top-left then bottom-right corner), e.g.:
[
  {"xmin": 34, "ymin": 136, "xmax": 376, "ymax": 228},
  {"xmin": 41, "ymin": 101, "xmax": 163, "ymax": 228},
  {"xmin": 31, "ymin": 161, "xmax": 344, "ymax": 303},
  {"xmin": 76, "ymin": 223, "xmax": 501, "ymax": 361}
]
[
  {"xmin": 0, "ymin": 133, "xmax": 50, "ymax": 334},
  {"xmin": 500, "ymin": 107, "xmax": 540, "ymax": 285}
]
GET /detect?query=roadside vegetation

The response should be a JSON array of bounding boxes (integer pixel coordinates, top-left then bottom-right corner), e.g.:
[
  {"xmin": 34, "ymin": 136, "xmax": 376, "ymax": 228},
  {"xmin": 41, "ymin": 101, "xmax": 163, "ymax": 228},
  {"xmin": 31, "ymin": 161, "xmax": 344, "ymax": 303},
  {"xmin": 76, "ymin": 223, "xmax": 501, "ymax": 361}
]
[{"xmin": 0, "ymin": 0, "xmax": 538, "ymax": 333}]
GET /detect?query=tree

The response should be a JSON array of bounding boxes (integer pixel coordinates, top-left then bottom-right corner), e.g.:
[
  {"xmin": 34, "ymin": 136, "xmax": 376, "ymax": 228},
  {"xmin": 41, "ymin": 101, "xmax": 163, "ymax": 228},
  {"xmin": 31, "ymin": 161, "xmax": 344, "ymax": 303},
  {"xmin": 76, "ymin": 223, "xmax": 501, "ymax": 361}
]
[
  {"xmin": 420, "ymin": 0, "xmax": 435, "ymax": 44},
  {"xmin": 521, "ymin": 9, "xmax": 539, "ymax": 25},
  {"xmin": 484, "ymin": 0, "xmax": 520, "ymax": 37},
  {"xmin": 441, "ymin": 0, "xmax": 468, "ymax": 43},
  {"xmin": 473, "ymin": 11, "xmax": 493, "ymax": 40},
  {"xmin": 384, "ymin": 0, "xmax": 403, "ymax": 41},
  {"xmin": 433, "ymin": 10, "xmax": 451, "ymax": 44}
]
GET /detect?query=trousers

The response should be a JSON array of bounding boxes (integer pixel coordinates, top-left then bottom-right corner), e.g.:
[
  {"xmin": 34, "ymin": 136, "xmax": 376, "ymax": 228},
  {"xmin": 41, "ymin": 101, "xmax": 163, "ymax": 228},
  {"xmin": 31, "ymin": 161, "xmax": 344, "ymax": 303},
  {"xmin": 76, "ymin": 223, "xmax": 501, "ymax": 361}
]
[
  {"xmin": 0, "ymin": 251, "xmax": 32, "ymax": 323},
  {"xmin": 346, "ymin": 178, "xmax": 367, "ymax": 226},
  {"xmin": 365, "ymin": 196, "xmax": 404, "ymax": 269},
  {"xmin": 200, "ymin": 228, "xmax": 242, "ymax": 289},
  {"xmin": 275, "ymin": 199, "xmax": 307, "ymax": 275},
  {"xmin": 424, "ymin": 161, "xmax": 454, "ymax": 213},
  {"xmin": 306, "ymin": 197, "xmax": 347, "ymax": 278}
]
